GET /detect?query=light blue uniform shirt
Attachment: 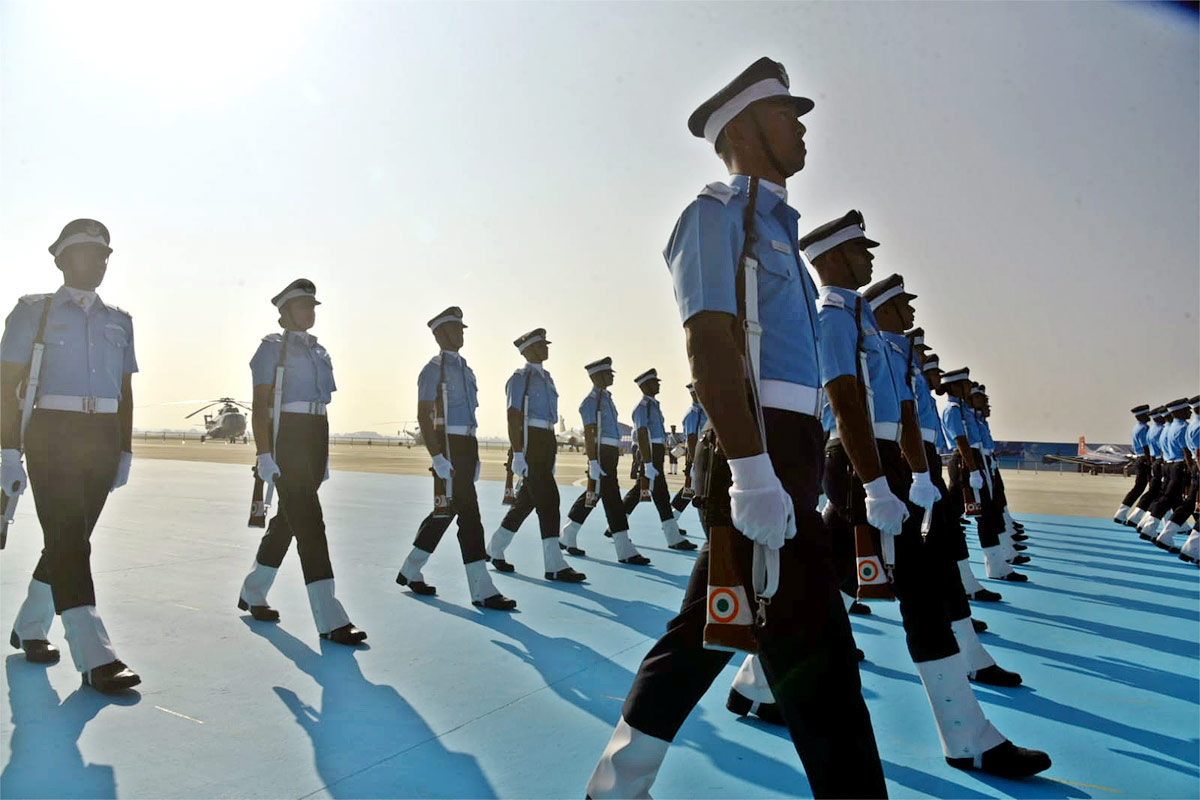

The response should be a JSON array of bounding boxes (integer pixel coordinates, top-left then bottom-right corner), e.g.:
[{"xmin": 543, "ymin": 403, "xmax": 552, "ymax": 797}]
[
  {"xmin": 579, "ymin": 387, "xmax": 619, "ymax": 440},
  {"xmin": 817, "ymin": 287, "xmax": 903, "ymax": 432},
  {"xmin": 1186, "ymin": 417, "xmax": 1199, "ymax": 455},
  {"xmin": 1162, "ymin": 418, "xmax": 1187, "ymax": 462},
  {"xmin": 979, "ymin": 416, "xmax": 996, "ymax": 450},
  {"xmin": 942, "ymin": 399, "xmax": 980, "ymax": 447},
  {"xmin": 632, "ymin": 395, "xmax": 666, "ymax": 443},
  {"xmin": 506, "ymin": 365, "xmax": 558, "ymax": 424},
  {"xmin": 0, "ymin": 288, "xmax": 137, "ymax": 401},
  {"xmin": 250, "ymin": 331, "xmax": 336, "ymax": 405},
  {"xmin": 1145, "ymin": 422, "xmax": 1162, "ymax": 458},
  {"xmin": 911, "ymin": 369, "xmax": 943, "ymax": 437},
  {"xmin": 1131, "ymin": 421, "xmax": 1149, "ymax": 453},
  {"xmin": 682, "ymin": 403, "xmax": 708, "ymax": 437},
  {"xmin": 417, "ymin": 351, "xmax": 478, "ymax": 429},
  {"xmin": 663, "ymin": 175, "xmax": 821, "ymax": 391}
]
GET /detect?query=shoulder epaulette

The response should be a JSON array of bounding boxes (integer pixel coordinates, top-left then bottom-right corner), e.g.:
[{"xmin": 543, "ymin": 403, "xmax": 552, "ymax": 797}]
[
  {"xmin": 106, "ymin": 303, "xmax": 132, "ymax": 318},
  {"xmin": 261, "ymin": 333, "xmax": 284, "ymax": 343},
  {"xmin": 19, "ymin": 293, "xmax": 50, "ymax": 306},
  {"xmin": 698, "ymin": 182, "xmax": 740, "ymax": 206},
  {"xmin": 818, "ymin": 290, "xmax": 847, "ymax": 310}
]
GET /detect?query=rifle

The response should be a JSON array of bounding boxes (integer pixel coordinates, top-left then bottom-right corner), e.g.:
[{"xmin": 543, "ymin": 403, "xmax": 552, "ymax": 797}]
[
  {"xmin": 1, "ymin": 297, "xmax": 52, "ymax": 549},
  {"xmin": 431, "ymin": 355, "xmax": 453, "ymax": 518},
  {"xmin": 502, "ymin": 447, "xmax": 517, "ymax": 505},
  {"xmin": 955, "ymin": 402, "xmax": 981, "ymax": 516},
  {"xmin": 703, "ymin": 177, "xmax": 778, "ymax": 654},
  {"xmin": 249, "ymin": 331, "xmax": 290, "ymax": 528},
  {"xmin": 585, "ymin": 389, "xmax": 601, "ymax": 508}
]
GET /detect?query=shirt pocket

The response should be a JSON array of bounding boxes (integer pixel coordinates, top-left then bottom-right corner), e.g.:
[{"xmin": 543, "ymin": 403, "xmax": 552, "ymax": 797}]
[{"xmin": 103, "ymin": 324, "xmax": 130, "ymax": 377}]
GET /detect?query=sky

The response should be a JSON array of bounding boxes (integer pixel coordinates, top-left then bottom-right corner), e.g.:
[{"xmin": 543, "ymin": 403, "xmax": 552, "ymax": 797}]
[{"xmin": 1, "ymin": 1, "xmax": 1196, "ymax": 443}]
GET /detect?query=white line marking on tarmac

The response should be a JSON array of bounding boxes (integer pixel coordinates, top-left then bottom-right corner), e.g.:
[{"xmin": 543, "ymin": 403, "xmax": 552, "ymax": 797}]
[
  {"xmin": 174, "ymin": 603, "xmax": 201, "ymax": 611},
  {"xmin": 155, "ymin": 705, "xmax": 205, "ymax": 724},
  {"xmin": 1046, "ymin": 777, "xmax": 1122, "ymax": 793}
]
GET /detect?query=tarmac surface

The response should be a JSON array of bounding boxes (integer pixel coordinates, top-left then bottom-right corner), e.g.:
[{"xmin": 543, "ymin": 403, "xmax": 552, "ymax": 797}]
[{"xmin": 1, "ymin": 456, "xmax": 1196, "ymax": 799}]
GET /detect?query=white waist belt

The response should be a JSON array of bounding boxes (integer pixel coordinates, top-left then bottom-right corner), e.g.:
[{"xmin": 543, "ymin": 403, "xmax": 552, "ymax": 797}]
[
  {"xmin": 37, "ymin": 395, "xmax": 119, "ymax": 414},
  {"xmin": 1166, "ymin": 458, "xmax": 1184, "ymax": 464},
  {"xmin": 599, "ymin": 437, "xmax": 621, "ymax": 447},
  {"xmin": 527, "ymin": 418, "xmax": 553, "ymax": 429},
  {"xmin": 446, "ymin": 425, "xmax": 476, "ymax": 436},
  {"xmin": 921, "ymin": 427, "xmax": 937, "ymax": 443},
  {"xmin": 278, "ymin": 401, "xmax": 326, "ymax": 415},
  {"xmin": 873, "ymin": 421, "xmax": 900, "ymax": 442},
  {"xmin": 759, "ymin": 380, "xmax": 822, "ymax": 417}
]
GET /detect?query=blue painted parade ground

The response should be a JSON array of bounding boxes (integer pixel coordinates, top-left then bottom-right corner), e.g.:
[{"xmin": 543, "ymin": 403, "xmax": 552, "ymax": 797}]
[{"xmin": 1, "ymin": 460, "xmax": 1196, "ymax": 799}]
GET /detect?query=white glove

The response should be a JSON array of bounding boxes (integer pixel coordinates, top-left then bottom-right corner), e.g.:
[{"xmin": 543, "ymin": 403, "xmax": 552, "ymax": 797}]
[
  {"xmin": 728, "ymin": 453, "xmax": 796, "ymax": 550},
  {"xmin": 511, "ymin": 451, "xmax": 528, "ymax": 478},
  {"xmin": 969, "ymin": 470, "xmax": 985, "ymax": 490},
  {"xmin": 907, "ymin": 471, "xmax": 940, "ymax": 511},
  {"xmin": 863, "ymin": 475, "xmax": 908, "ymax": 537},
  {"xmin": 644, "ymin": 462, "xmax": 660, "ymax": 482},
  {"xmin": 474, "ymin": 460, "xmax": 481, "ymax": 482},
  {"xmin": 432, "ymin": 453, "xmax": 453, "ymax": 480},
  {"xmin": 256, "ymin": 453, "xmax": 281, "ymax": 487},
  {"xmin": 589, "ymin": 460, "xmax": 605, "ymax": 480},
  {"xmin": 1, "ymin": 449, "xmax": 27, "ymax": 498},
  {"xmin": 110, "ymin": 452, "xmax": 132, "ymax": 492}
]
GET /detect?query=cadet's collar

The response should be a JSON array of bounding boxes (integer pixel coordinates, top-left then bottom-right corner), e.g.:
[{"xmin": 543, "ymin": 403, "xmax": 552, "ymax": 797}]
[
  {"xmin": 286, "ymin": 330, "xmax": 317, "ymax": 346},
  {"xmin": 55, "ymin": 284, "xmax": 103, "ymax": 313},
  {"xmin": 526, "ymin": 362, "xmax": 545, "ymax": 374},
  {"xmin": 822, "ymin": 284, "xmax": 862, "ymax": 297},
  {"xmin": 730, "ymin": 175, "xmax": 789, "ymax": 212},
  {"xmin": 440, "ymin": 349, "xmax": 462, "ymax": 360}
]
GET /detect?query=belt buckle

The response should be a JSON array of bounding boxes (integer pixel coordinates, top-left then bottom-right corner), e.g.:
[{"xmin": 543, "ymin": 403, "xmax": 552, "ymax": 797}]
[
  {"xmin": 83, "ymin": 396, "xmax": 97, "ymax": 414},
  {"xmin": 308, "ymin": 401, "xmax": 317, "ymax": 414}
]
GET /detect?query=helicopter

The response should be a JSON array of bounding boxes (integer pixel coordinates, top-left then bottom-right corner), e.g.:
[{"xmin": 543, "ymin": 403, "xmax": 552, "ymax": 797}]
[{"xmin": 187, "ymin": 398, "xmax": 252, "ymax": 443}]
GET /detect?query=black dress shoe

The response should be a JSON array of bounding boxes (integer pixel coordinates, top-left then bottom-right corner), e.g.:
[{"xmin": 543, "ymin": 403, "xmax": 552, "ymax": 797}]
[
  {"xmin": 679, "ymin": 528, "xmax": 689, "ymax": 537},
  {"xmin": 669, "ymin": 540, "xmax": 698, "ymax": 551},
  {"xmin": 321, "ymin": 624, "xmax": 368, "ymax": 645},
  {"xmin": 1011, "ymin": 554, "xmax": 1031, "ymax": 565},
  {"xmin": 1168, "ymin": 545, "xmax": 1182, "ymax": 554},
  {"xmin": 848, "ymin": 601, "xmax": 872, "ymax": 616},
  {"xmin": 603, "ymin": 528, "xmax": 613, "ymax": 538},
  {"xmin": 970, "ymin": 664, "xmax": 1022, "ymax": 686},
  {"xmin": 562, "ymin": 544, "xmax": 586, "ymax": 556},
  {"xmin": 1013, "ymin": 543, "xmax": 1028, "ymax": 551},
  {"xmin": 971, "ymin": 588, "xmax": 1003, "ymax": 602},
  {"xmin": 996, "ymin": 571, "xmax": 1028, "ymax": 582},
  {"xmin": 1153, "ymin": 538, "xmax": 1171, "ymax": 550},
  {"xmin": 10, "ymin": 630, "xmax": 60, "ymax": 664},
  {"xmin": 1012, "ymin": 532, "xmax": 1029, "ymax": 541},
  {"xmin": 474, "ymin": 594, "xmax": 517, "ymax": 611},
  {"xmin": 546, "ymin": 567, "xmax": 587, "ymax": 583},
  {"xmin": 947, "ymin": 740, "xmax": 1051, "ymax": 778},
  {"xmin": 619, "ymin": 554, "xmax": 652, "ymax": 566},
  {"xmin": 726, "ymin": 689, "xmax": 785, "ymax": 726},
  {"xmin": 1139, "ymin": 532, "xmax": 1153, "ymax": 541},
  {"xmin": 856, "ymin": 647, "xmax": 866, "ymax": 662},
  {"xmin": 489, "ymin": 558, "xmax": 516, "ymax": 573},
  {"xmin": 82, "ymin": 660, "xmax": 141, "ymax": 693},
  {"xmin": 237, "ymin": 597, "xmax": 280, "ymax": 622},
  {"xmin": 395, "ymin": 573, "xmax": 437, "ymax": 595},
  {"xmin": 972, "ymin": 618, "xmax": 988, "ymax": 633},
  {"xmin": 1181, "ymin": 552, "xmax": 1197, "ymax": 564}
]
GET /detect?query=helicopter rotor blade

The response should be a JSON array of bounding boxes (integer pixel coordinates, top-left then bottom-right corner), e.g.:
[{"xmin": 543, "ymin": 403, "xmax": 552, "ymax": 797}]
[{"xmin": 185, "ymin": 403, "xmax": 220, "ymax": 419}]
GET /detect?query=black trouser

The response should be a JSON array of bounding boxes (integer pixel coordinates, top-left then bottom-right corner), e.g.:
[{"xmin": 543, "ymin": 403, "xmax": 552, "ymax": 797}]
[
  {"xmin": 621, "ymin": 410, "xmax": 885, "ymax": 799},
  {"xmin": 947, "ymin": 452, "xmax": 1002, "ymax": 548},
  {"xmin": 26, "ymin": 410, "xmax": 120, "ymax": 613},
  {"xmin": 413, "ymin": 434, "xmax": 487, "ymax": 563},
  {"xmin": 927, "ymin": 442, "xmax": 970, "ymax": 564},
  {"xmin": 990, "ymin": 457, "xmax": 1009, "ymax": 508},
  {"xmin": 566, "ymin": 444, "xmax": 628, "ymax": 534},
  {"xmin": 1121, "ymin": 458, "xmax": 1151, "ymax": 507},
  {"xmin": 1149, "ymin": 461, "xmax": 1187, "ymax": 520},
  {"xmin": 255, "ymin": 414, "xmax": 334, "ymax": 584},
  {"xmin": 670, "ymin": 463, "xmax": 695, "ymax": 515},
  {"xmin": 1134, "ymin": 460, "xmax": 1164, "ymax": 511},
  {"xmin": 499, "ymin": 427, "xmax": 559, "ymax": 538},
  {"xmin": 621, "ymin": 443, "xmax": 672, "ymax": 522},
  {"xmin": 824, "ymin": 440, "xmax": 968, "ymax": 660},
  {"xmin": 1169, "ymin": 466, "xmax": 1199, "ymax": 526}
]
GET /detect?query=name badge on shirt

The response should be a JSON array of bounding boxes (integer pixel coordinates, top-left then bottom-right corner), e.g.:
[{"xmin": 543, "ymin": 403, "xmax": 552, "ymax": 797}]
[{"xmin": 770, "ymin": 240, "xmax": 792, "ymax": 255}]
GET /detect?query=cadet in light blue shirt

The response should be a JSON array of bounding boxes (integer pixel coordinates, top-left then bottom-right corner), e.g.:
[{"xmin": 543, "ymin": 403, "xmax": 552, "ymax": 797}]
[
  {"xmin": 241, "ymin": 279, "xmax": 368, "ymax": 646},
  {"xmin": 1115, "ymin": 404, "xmax": 1154, "ymax": 524},
  {"xmin": 488, "ymin": 329, "xmax": 585, "ymax": 583},
  {"xmin": 671, "ymin": 383, "xmax": 709, "ymax": 519},
  {"xmin": 417, "ymin": 351, "xmax": 478, "ymax": 430},
  {"xmin": 620, "ymin": 369, "xmax": 693, "ymax": 550},
  {"xmin": 1158, "ymin": 397, "xmax": 1200, "ymax": 544},
  {"xmin": 1187, "ymin": 398, "xmax": 1200, "ymax": 457},
  {"xmin": 1129, "ymin": 407, "xmax": 1171, "ymax": 529},
  {"xmin": 817, "ymin": 286, "xmax": 902, "ymax": 434},
  {"xmin": 1146, "ymin": 400, "xmax": 1195, "ymax": 543},
  {"xmin": 1, "ymin": 218, "xmax": 141, "ymax": 689}
]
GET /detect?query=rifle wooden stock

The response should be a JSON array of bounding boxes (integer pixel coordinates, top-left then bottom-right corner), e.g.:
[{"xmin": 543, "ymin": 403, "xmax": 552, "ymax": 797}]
[
  {"xmin": 855, "ymin": 523, "xmax": 894, "ymax": 600},
  {"xmin": 585, "ymin": 470, "xmax": 598, "ymax": 508},
  {"xmin": 638, "ymin": 469, "xmax": 651, "ymax": 502},
  {"xmin": 0, "ymin": 491, "xmax": 14, "ymax": 549},
  {"xmin": 502, "ymin": 448, "xmax": 517, "ymax": 505},
  {"xmin": 432, "ymin": 468, "xmax": 452, "ymax": 517},
  {"xmin": 248, "ymin": 468, "xmax": 267, "ymax": 528},
  {"xmin": 703, "ymin": 525, "xmax": 758, "ymax": 653},
  {"xmin": 962, "ymin": 485, "xmax": 982, "ymax": 516}
]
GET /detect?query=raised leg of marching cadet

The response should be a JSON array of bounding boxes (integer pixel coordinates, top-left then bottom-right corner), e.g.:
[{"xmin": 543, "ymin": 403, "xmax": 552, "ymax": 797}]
[
  {"xmin": 1114, "ymin": 459, "xmax": 1149, "ymax": 524},
  {"xmin": 488, "ymin": 428, "xmax": 584, "ymax": 581},
  {"xmin": 589, "ymin": 411, "xmax": 886, "ymax": 799},
  {"xmin": 932, "ymin": 443, "xmax": 998, "ymax": 602},
  {"xmin": 622, "ymin": 444, "xmax": 695, "ymax": 552},
  {"xmin": 561, "ymin": 444, "xmax": 649, "ymax": 565},
  {"xmin": 1150, "ymin": 461, "xmax": 1189, "ymax": 550},
  {"xmin": 949, "ymin": 453, "xmax": 1021, "ymax": 582},
  {"xmin": 1156, "ymin": 474, "xmax": 1196, "ymax": 552},
  {"xmin": 1127, "ymin": 460, "xmax": 1163, "ymax": 529},
  {"xmin": 20, "ymin": 411, "xmax": 136, "ymax": 685},
  {"xmin": 240, "ymin": 414, "xmax": 365, "ymax": 644}
]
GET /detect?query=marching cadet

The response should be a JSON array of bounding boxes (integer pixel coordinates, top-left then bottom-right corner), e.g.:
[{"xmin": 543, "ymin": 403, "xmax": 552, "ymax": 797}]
[
  {"xmin": 558, "ymin": 357, "xmax": 651, "ymax": 565},
  {"xmin": 238, "ymin": 280, "xmax": 367, "ymax": 645},
  {"xmin": 486, "ymin": 329, "xmax": 586, "ymax": 582},
  {"xmin": 942, "ymin": 370, "xmax": 1026, "ymax": 582},
  {"xmin": 395, "ymin": 307, "xmax": 516, "ymax": 610},
  {"xmin": 668, "ymin": 383, "xmax": 706, "ymax": 521},
  {"xmin": 972, "ymin": 386, "xmax": 1029, "ymax": 563},
  {"xmin": 919, "ymin": 354, "xmax": 1001, "ymax": 602},
  {"xmin": 667, "ymin": 425, "xmax": 681, "ymax": 475},
  {"xmin": 619, "ymin": 369, "xmax": 696, "ymax": 551},
  {"xmin": 1178, "ymin": 396, "xmax": 1200, "ymax": 564},
  {"xmin": 1128, "ymin": 406, "xmax": 1168, "ymax": 530},
  {"xmin": 588, "ymin": 58, "xmax": 887, "ymax": 799},
  {"xmin": 781, "ymin": 235, "xmax": 1042, "ymax": 777},
  {"xmin": 1, "ymin": 219, "xmax": 140, "ymax": 691},
  {"xmin": 1113, "ymin": 404, "xmax": 1152, "ymax": 525},
  {"xmin": 1149, "ymin": 398, "xmax": 1194, "ymax": 550}
]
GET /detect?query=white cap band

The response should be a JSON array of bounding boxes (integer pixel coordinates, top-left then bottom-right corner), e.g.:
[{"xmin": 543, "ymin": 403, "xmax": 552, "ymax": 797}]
[
  {"xmin": 702, "ymin": 77, "xmax": 791, "ymax": 144},
  {"xmin": 868, "ymin": 285, "xmax": 904, "ymax": 311},
  {"xmin": 52, "ymin": 232, "xmax": 110, "ymax": 258},
  {"xmin": 518, "ymin": 334, "xmax": 546, "ymax": 352},
  {"xmin": 273, "ymin": 288, "xmax": 319, "ymax": 309},
  {"xmin": 803, "ymin": 225, "xmax": 868, "ymax": 262},
  {"xmin": 429, "ymin": 313, "xmax": 462, "ymax": 331},
  {"xmin": 586, "ymin": 363, "xmax": 612, "ymax": 376}
]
